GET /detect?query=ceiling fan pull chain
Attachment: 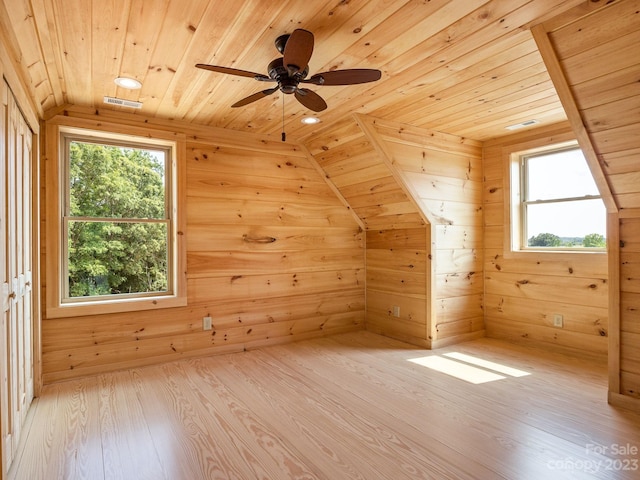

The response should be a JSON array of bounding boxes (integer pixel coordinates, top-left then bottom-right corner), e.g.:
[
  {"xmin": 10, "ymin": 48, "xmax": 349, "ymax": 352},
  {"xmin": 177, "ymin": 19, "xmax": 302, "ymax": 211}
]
[{"xmin": 281, "ymin": 94, "xmax": 286, "ymax": 142}]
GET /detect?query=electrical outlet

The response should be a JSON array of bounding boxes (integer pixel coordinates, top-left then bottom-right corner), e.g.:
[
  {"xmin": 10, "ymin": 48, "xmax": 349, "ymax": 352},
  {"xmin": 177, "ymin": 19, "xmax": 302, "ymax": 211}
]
[
  {"xmin": 392, "ymin": 306, "xmax": 400, "ymax": 318},
  {"xmin": 203, "ymin": 316, "xmax": 212, "ymax": 331},
  {"xmin": 553, "ymin": 314, "xmax": 563, "ymax": 328}
]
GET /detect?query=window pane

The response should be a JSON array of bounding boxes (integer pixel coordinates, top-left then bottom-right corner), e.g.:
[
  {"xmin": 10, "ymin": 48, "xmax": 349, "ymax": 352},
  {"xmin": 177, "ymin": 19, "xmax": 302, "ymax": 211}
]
[
  {"xmin": 525, "ymin": 199, "xmax": 606, "ymax": 248},
  {"xmin": 526, "ymin": 148, "xmax": 599, "ymax": 201},
  {"xmin": 67, "ymin": 221, "xmax": 168, "ymax": 297},
  {"xmin": 69, "ymin": 141, "xmax": 166, "ymax": 219}
]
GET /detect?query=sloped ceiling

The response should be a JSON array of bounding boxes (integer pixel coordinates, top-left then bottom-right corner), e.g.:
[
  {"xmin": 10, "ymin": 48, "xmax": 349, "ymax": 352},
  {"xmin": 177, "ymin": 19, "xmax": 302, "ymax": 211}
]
[
  {"xmin": 0, "ymin": 0, "xmax": 600, "ymax": 142},
  {"xmin": 544, "ymin": 1, "xmax": 640, "ymax": 211}
]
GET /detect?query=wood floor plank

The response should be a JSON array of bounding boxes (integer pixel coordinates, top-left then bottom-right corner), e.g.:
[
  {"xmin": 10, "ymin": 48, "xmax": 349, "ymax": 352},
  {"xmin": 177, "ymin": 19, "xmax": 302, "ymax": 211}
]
[
  {"xmin": 235, "ymin": 348, "xmax": 493, "ymax": 479},
  {"xmin": 9, "ymin": 378, "xmax": 105, "ymax": 480},
  {"xmin": 9, "ymin": 331, "xmax": 640, "ymax": 480},
  {"xmin": 268, "ymin": 338, "xmax": 568, "ymax": 479},
  {"xmin": 97, "ymin": 371, "xmax": 166, "ymax": 480},
  {"xmin": 336, "ymin": 334, "xmax": 640, "ymax": 476},
  {"xmin": 207, "ymin": 357, "xmax": 373, "ymax": 480},
  {"xmin": 337, "ymin": 334, "xmax": 640, "ymax": 447},
  {"xmin": 130, "ymin": 364, "xmax": 254, "ymax": 480},
  {"xmin": 173, "ymin": 358, "xmax": 317, "ymax": 479},
  {"xmin": 224, "ymin": 350, "xmax": 472, "ymax": 479}
]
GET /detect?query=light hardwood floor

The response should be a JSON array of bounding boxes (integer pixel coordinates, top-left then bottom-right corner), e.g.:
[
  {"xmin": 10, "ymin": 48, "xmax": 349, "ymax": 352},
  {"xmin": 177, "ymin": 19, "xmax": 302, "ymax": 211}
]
[{"xmin": 9, "ymin": 331, "xmax": 640, "ymax": 479}]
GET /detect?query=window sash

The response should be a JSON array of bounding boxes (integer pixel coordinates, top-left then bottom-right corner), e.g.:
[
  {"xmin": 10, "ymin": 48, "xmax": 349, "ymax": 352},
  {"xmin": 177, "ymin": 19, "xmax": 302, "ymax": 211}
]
[
  {"xmin": 521, "ymin": 146, "xmax": 599, "ymax": 201},
  {"xmin": 64, "ymin": 136, "xmax": 171, "ymax": 220}
]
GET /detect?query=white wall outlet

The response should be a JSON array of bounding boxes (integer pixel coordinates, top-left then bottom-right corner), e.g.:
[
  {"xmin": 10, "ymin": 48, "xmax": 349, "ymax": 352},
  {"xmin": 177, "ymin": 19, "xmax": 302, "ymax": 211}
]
[
  {"xmin": 553, "ymin": 314, "xmax": 563, "ymax": 328},
  {"xmin": 203, "ymin": 316, "xmax": 212, "ymax": 331},
  {"xmin": 392, "ymin": 306, "xmax": 400, "ymax": 317}
]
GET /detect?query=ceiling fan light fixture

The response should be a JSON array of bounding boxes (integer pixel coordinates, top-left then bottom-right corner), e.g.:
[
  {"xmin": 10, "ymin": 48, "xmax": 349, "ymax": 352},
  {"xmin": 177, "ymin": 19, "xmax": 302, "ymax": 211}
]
[
  {"xmin": 114, "ymin": 76, "xmax": 142, "ymax": 89},
  {"xmin": 301, "ymin": 116, "xmax": 320, "ymax": 124}
]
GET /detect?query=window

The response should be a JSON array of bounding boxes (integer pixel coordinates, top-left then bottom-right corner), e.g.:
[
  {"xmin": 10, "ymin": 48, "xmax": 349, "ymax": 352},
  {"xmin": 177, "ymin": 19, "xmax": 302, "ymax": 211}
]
[
  {"xmin": 46, "ymin": 124, "xmax": 186, "ymax": 318},
  {"xmin": 514, "ymin": 143, "xmax": 606, "ymax": 251}
]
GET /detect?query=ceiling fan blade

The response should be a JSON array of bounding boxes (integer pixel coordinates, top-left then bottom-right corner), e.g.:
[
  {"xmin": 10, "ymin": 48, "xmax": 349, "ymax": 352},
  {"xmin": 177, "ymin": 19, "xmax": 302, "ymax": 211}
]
[
  {"xmin": 231, "ymin": 87, "xmax": 279, "ymax": 108},
  {"xmin": 303, "ymin": 69, "xmax": 382, "ymax": 86},
  {"xmin": 196, "ymin": 64, "xmax": 271, "ymax": 81},
  {"xmin": 294, "ymin": 88, "xmax": 327, "ymax": 112},
  {"xmin": 283, "ymin": 29, "xmax": 314, "ymax": 76}
]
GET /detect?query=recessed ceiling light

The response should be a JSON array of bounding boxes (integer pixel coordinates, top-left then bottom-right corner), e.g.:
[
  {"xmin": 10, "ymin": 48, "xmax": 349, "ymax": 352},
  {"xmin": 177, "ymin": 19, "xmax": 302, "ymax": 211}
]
[
  {"xmin": 301, "ymin": 116, "xmax": 320, "ymax": 125},
  {"xmin": 505, "ymin": 119, "xmax": 539, "ymax": 131},
  {"xmin": 114, "ymin": 77, "xmax": 142, "ymax": 89}
]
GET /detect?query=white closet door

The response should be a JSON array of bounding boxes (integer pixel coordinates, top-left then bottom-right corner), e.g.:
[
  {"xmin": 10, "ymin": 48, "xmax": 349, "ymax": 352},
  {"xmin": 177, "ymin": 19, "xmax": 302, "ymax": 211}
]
[{"xmin": 1, "ymin": 80, "xmax": 35, "ymax": 474}]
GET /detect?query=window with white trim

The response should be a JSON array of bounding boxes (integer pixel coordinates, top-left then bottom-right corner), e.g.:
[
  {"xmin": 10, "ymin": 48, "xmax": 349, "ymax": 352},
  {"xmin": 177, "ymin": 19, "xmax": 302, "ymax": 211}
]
[
  {"xmin": 49, "ymin": 126, "xmax": 186, "ymax": 316},
  {"xmin": 515, "ymin": 143, "xmax": 606, "ymax": 250}
]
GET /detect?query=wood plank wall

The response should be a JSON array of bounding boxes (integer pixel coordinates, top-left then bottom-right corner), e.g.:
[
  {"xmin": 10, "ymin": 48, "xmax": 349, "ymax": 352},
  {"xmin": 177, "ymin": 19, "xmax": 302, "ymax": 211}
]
[
  {"xmin": 302, "ymin": 117, "xmax": 430, "ymax": 347},
  {"xmin": 40, "ymin": 108, "xmax": 365, "ymax": 383},
  {"xmin": 544, "ymin": 0, "xmax": 640, "ymax": 402},
  {"xmin": 302, "ymin": 115, "xmax": 484, "ymax": 347},
  {"xmin": 483, "ymin": 122, "xmax": 609, "ymax": 358},
  {"xmin": 366, "ymin": 118, "xmax": 484, "ymax": 346}
]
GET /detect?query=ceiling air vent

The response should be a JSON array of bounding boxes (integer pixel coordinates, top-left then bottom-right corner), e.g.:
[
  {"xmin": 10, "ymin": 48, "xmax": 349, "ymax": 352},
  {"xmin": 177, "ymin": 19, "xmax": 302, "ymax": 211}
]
[
  {"xmin": 505, "ymin": 119, "xmax": 539, "ymax": 131},
  {"xmin": 103, "ymin": 96, "xmax": 143, "ymax": 109}
]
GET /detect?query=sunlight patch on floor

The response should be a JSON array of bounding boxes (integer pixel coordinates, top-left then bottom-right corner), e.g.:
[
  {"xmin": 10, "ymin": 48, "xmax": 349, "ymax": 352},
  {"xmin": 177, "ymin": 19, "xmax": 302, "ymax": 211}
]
[
  {"xmin": 443, "ymin": 352, "xmax": 530, "ymax": 378},
  {"xmin": 408, "ymin": 352, "xmax": 530, "ymax": 384}
]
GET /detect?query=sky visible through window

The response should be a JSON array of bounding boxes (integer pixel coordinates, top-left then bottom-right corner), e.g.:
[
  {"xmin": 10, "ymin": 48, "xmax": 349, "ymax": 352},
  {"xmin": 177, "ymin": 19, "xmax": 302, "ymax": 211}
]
[{"xmin": 525, "ymin": 148, "xmax": 606, "ymax": 240}]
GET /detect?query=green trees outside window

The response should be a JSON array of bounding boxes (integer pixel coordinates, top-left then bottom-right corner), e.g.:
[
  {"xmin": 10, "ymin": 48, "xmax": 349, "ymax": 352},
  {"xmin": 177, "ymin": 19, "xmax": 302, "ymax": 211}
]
[
  {"xmin": 66, "ymin": 140, "xmax": 170, "ymax": 298},
  {"xmin": 528, "ymin": 232, "xmax": 607, "ymax": 248}
]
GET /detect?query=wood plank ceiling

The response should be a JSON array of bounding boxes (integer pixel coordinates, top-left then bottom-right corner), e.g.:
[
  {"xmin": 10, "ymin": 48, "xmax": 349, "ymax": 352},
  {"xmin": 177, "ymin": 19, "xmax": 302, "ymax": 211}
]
[{"xmin": 0, "ymin": 0, "xmax": 596, "ymax": 142}]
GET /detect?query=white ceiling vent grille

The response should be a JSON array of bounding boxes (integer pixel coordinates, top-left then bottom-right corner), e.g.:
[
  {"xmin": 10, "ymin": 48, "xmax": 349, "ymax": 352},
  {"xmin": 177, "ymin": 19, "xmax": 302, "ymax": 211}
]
[
  {"xmin": 505, "ymin": 119, "xmax": 539, "ymax": 131},
  {"xmin": 103, "ymin": 96, "xmax": 143, "ymax": 109}
]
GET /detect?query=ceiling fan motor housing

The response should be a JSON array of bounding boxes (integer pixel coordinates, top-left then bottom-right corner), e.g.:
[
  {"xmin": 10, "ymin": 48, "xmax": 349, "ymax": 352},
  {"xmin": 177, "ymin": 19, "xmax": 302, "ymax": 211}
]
[{"xmin": 267, "ymin": 58, "xmax": 309, "ymax": 94}]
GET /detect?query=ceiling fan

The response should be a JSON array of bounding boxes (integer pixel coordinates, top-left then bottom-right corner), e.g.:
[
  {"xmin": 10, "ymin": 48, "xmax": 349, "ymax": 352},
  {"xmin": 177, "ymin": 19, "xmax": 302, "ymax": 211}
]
[{"xmin": 195, "ymin": 29, "xmax": 382, "ymax": 113}]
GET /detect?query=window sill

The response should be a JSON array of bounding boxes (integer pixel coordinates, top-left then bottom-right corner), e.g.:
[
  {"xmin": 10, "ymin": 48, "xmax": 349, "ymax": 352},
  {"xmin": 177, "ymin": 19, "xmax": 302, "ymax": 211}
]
[
  {"xmin": 45, "ymin": 294, "xmax": 187, "ymax": 319},
  {"xmin": 503, "ymin": 248, "xmax": 606, "ymax": 260}
]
